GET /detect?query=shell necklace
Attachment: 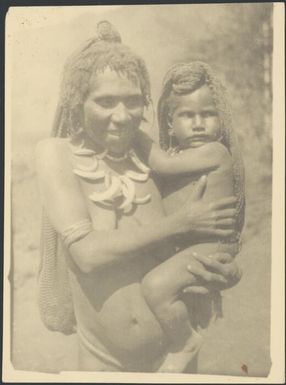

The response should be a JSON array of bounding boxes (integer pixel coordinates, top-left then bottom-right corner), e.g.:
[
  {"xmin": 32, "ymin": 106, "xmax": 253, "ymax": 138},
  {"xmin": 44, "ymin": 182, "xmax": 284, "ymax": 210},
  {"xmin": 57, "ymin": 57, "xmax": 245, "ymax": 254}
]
[{"xmin": 71, "ymin": 141, "xmax": 151, "ymax": 213}]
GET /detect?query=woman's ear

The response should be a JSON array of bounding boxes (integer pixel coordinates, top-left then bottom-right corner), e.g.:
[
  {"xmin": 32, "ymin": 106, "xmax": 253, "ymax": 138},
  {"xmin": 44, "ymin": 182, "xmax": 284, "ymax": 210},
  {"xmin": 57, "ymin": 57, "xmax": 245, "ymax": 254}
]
[
  {"xmin": 167, "ymin": 113, "xmax": 173, "ymax": 129},
  {"xmin": 168, "ymin": 127, "xmax": 175, "ymax": 137},
  {"xmin": 72, "ymin": 104, "xmax": 84, "ymax": 132}
]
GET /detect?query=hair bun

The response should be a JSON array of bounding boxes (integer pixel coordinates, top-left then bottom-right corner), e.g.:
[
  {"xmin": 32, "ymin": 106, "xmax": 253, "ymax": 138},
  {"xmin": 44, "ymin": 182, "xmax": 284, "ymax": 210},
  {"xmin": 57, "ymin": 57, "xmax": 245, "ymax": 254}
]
[{"xmin": 97, "ymin": 20, "xmax": 121, "ymax": 43}]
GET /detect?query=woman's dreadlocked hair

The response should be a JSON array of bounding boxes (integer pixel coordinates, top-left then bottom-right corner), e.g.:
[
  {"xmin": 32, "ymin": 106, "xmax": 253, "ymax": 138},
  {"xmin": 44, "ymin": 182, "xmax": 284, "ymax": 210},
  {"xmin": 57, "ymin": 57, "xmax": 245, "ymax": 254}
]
[
  {"xmin": 158, "ymin": 61, "xmax": 245, "ymax": 240},
  {"xmin": 51, "ymin": 20, "xmax": 151, "ymax": 139}
]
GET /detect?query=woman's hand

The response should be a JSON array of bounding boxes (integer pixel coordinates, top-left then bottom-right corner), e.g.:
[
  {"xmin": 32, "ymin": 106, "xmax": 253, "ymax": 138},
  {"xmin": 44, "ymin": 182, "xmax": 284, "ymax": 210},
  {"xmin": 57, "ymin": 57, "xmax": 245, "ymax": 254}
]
[
  {"xmin": 194, "ymin": 252, "xmax": 242, "ymax": 290},
  {"xmin": 183, "ymin": 252, "xmax": 242, "ymax": 294},
  {"xmin": 175, "ymin": 175, "xmax": 237, "ymax": 240}
]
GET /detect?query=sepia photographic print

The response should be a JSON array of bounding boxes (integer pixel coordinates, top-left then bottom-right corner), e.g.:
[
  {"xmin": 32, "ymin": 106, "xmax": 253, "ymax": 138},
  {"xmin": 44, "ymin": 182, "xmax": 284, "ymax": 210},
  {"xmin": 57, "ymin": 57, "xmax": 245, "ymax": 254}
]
[{"xmin": 3, "ymin": 3, "xmax": 285, "ymax": 383}]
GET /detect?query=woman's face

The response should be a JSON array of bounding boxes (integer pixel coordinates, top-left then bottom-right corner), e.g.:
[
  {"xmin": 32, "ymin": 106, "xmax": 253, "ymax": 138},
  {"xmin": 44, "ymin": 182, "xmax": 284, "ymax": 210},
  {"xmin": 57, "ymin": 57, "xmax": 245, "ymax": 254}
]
[
  {"xmin": 168, "ymin": 84, "xmax": 221, "ymax": 149},
  {"xmin": 83, "ymin": 67, "xmax": 144, "ymax": 156}
]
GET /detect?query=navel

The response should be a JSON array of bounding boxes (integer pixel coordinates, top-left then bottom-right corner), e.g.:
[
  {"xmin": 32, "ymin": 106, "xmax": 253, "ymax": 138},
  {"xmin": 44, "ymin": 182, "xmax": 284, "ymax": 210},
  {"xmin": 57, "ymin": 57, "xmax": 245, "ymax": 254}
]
[{"xmin": 130, "ymin": 316, "xmax": 139, "ymax": 326}]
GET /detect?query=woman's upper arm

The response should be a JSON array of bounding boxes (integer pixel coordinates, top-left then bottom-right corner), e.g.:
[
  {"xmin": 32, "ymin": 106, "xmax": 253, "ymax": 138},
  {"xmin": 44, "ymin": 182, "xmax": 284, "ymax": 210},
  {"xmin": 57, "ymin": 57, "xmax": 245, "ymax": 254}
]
[{"xmin": 35, "ymin": 139, "xmax": 90, "ymax": 234}]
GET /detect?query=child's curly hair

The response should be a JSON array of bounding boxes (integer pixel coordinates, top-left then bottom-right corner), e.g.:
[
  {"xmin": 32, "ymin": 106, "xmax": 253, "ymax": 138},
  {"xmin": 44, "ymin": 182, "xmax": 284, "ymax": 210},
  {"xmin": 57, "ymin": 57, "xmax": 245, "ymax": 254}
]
[
  {"xmin": 52, "ymin": 20, "xmax": 151, "ymax": 138},
  {"xmin": 158, "ymin": 61, "xmax": 245, "ymax": 240}
]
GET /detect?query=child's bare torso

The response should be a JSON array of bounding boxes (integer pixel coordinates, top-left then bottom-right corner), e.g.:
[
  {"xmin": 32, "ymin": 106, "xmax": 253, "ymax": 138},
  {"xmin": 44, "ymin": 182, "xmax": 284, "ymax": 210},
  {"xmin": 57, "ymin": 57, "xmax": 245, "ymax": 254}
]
[
  {"xmin": 160, "ymin": 147, "xmax": 238, "ymax": 331},
  {"xmin": 163, "ymin": 147, "xmax": 235, "ymax": 246},
  {"xmin": 163, "ymin": 148, "xmax": 234, "ymax": 221}
]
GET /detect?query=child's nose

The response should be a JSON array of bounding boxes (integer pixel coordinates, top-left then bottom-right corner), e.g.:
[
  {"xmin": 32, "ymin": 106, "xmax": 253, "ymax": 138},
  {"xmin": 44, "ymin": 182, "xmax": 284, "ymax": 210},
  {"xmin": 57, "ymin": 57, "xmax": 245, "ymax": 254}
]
[{"xmin": 192, "ymin": 114, "xmax": 205, "ymax": 131}]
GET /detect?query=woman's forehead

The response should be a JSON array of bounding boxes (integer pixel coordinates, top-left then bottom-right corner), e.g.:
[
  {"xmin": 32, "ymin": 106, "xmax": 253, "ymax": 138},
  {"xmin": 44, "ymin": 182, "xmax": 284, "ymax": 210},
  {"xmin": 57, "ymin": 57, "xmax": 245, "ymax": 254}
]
[{"xmin": 88, "ymin": 67, "xmax": 142, "ymax": 96}]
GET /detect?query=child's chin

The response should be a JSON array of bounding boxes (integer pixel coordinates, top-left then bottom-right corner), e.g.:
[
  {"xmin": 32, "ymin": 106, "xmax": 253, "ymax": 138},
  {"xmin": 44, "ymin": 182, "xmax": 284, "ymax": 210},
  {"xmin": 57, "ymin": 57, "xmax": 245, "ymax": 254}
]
[{"xmin": 188, "ymin": 141, "xmax": 206, "ymax": 148}]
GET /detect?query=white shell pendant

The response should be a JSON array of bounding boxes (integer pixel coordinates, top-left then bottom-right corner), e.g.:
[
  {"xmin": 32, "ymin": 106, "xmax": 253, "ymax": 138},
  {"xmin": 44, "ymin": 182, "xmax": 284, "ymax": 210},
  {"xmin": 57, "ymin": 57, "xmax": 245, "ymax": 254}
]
[
  {"xmin": 75, "ymin": 157, "xmax": 99, "ymax": 172},
  {"xmin": 73, "ymin": 148, "xmax": 96, "ymax": 156},
  {"xmin": 89, "ymin": 176, "xmax": 121, "ymax": 202},
  {"xmin": 119, "ymin": 175, "xmax": 136, "ymax": 210},
  {"xmin": 73, "ymin": 169, "xmax": 105, "ymax": 180},
  {"xmin": 134, "ymin": 194, "xmax": 151, "ymax": 204},
  {"xmin": 125, "ymin": 170, "xmax": 149, "ymax": 182},
  {"xmin": 129, "ymin": 149, "xmax": 151, "ymax": 174}
]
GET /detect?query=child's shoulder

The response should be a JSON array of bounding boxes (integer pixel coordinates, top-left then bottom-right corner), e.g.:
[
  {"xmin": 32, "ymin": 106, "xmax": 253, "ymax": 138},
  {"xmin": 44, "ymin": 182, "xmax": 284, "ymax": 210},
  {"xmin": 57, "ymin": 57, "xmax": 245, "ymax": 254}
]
[
  {"xmin": 202, "ymin": 141, "xmax": 230, "ymax": 156},
  {"xmin": 188, "ymin": 141, "xmax": 232, "ymax": 169},
  {"xmin": 182, "ymin": 141, "xmax": 230, "ymax": 159}
]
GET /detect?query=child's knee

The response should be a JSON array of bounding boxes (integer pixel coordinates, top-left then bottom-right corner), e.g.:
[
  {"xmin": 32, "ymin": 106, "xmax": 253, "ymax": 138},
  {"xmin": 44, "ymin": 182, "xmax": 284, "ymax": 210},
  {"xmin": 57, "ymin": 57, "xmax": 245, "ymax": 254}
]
[{"xmin": 141, "ymin": 271, "xmax": 167, "ymax": 307}]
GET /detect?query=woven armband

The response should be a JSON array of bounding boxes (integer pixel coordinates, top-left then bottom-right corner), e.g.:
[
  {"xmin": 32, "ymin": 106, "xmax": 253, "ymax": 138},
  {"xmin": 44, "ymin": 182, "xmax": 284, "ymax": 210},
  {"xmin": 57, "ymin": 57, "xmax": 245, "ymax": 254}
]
[{"xmin": 62, "ymin": 219, "xmax": 93, "ymax": 249}]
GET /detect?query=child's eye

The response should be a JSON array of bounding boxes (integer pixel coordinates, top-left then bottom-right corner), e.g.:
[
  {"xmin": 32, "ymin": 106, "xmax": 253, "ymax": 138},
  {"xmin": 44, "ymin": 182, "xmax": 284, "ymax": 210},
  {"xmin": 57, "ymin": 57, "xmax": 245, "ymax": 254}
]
[
  {"xmin": 202, "ymin": 110, "xmax": 218, "ymax": 118},
  {"xmin": 179, "ymin": 111, "xmax": 195, "ymax": 119}
]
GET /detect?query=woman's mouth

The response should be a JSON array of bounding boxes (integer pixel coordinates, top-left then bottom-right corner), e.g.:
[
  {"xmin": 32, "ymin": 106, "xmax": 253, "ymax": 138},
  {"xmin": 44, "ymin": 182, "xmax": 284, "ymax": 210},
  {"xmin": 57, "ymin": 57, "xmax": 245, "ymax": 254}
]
[
  {"xmin": 107, "ymin": 131, "xmax": 134, "ymax": 145},
  {"xmin": 108, "ymin": 131, "xmax": 126, "ymax": 139},
  {"xmin": 108, "ymin": 133, "xmax": 121, "ymax": 139}
]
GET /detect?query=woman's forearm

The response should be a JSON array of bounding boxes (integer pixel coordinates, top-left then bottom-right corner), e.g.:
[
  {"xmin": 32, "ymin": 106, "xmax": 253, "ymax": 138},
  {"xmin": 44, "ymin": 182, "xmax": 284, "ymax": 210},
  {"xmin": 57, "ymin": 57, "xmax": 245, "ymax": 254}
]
[{"xmin": 70, "ymin": 213, "xmax": 181, "ymax": 273}]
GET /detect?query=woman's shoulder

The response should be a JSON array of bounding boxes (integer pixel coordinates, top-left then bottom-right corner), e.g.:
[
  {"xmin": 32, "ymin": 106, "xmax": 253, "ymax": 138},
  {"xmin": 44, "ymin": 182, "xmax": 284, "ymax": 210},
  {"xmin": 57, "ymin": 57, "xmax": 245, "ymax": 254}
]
[
  {"xmin": 35, "ymin": 138, "xmax": 72, "ymax": 172},
  {"xmin": 35, "ymin": 137, "xmax": 71, "ymax": 157},
  {"xmin": 36, "ymin": 137, "xmax": 70, "ymax": 153}
]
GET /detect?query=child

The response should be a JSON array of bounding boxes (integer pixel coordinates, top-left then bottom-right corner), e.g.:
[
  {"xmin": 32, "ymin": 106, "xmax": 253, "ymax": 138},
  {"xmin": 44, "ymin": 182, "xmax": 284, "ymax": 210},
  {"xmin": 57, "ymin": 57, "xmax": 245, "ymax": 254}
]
[{"xmin": 135, "ymin": 62, "xmax": 245, "ymax": 372}]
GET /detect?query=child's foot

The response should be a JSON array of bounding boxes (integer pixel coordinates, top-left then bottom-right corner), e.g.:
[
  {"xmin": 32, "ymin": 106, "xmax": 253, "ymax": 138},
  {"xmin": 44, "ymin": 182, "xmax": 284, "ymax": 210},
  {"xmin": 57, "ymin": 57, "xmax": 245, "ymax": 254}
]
[{"xmin": 157, "ymin": 330, "xmax": 203, "ymax": 373}]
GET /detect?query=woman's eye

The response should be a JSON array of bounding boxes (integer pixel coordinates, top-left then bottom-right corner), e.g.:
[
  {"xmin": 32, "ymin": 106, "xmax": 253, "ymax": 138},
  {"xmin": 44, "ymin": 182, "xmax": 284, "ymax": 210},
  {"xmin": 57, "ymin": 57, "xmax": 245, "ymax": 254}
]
[
  {"xmin": 125, "ymin": 96, "xmax": 144, "ymax": 109},
  {"xmin": 96, "ymin": 97, "xmax": 117, "ymax": 108}
]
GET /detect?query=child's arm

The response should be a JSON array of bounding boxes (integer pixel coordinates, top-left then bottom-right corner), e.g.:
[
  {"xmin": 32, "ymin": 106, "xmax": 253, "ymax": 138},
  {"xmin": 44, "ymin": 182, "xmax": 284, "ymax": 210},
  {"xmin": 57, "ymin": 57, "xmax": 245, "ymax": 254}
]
[{"xmin": 135, "ymin": 129, "xmax": 231, "ymax": 176}]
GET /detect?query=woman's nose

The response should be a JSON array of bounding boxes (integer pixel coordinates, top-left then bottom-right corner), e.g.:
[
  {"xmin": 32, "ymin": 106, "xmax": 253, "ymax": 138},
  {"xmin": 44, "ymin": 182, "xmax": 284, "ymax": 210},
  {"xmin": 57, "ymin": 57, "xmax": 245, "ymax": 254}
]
[
  {"xmin": 111, "ymin": 103, "xmax": 131, "ymax": 124},
  {"xmin": 193, "ymin": 114, "xmax": 205, "ymax": 131}
]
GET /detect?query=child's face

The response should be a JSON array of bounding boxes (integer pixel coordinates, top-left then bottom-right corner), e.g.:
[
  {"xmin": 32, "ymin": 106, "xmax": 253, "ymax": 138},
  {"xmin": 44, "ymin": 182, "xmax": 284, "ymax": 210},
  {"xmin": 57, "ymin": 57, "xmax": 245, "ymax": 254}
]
[
  {"xmin": 169, "ymin": 84, "xmax": 221, "ymax": 149},
  {"xmin": 83, "ymin": 67, "xmax": 144, "ymax": 156}
]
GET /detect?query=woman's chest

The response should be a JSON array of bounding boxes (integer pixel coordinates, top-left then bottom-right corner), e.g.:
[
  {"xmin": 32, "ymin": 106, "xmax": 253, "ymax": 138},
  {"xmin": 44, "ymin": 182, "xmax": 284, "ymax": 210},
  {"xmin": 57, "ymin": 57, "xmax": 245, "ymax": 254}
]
[{"xmin": 76, "ymin": 165, "xmax": 165, "ymax": 229}]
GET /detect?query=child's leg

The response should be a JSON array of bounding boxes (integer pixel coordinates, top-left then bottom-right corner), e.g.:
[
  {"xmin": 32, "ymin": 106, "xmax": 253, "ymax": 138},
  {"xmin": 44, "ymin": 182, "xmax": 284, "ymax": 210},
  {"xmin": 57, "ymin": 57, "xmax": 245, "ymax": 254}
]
[
  {"xmin": 142, "ymin": 247, "xmax": 208, "ymax": 372},
  {"xmin": 142, "ymin": 253, "xmax": 197, "ymax": 346}
]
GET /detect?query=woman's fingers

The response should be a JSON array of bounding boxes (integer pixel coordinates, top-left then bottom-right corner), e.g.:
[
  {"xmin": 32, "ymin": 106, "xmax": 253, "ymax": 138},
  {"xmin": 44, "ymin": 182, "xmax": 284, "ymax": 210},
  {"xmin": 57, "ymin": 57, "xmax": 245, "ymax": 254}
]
[
  {"xmin": 212, "ymin": 252, "xmax": 233, "ymax": 264},
  {"xmin": 192, "ymin": 253, "xmax": 227, "ymax": 275},
  {"xmin": 187, "ymin": 263, "xmax": 227, "ymax": 285},
  {"xmin": 216, "ymin": 218, "xmax": 235, "ymax": 228},
  {"xmin": 215, "ymin": 209, "xmax": 236, "ymax": 220},
  {"xmin": 212, "ymin": 196, "xmax": 237, "ymax": 209},
  {"xmin": 192, "ymin": 252, "xmax": 243, "ymax": 288},
  {"xmin": 220, "ymin": 220, "xmax": 235, "ymax": 229},
  {"xmin": 182, "ymin": 286, "xmax": 210, "ymax": 295},
  {"xmin": 211, "ymin": 229, "xmax": 235, "ymax": 238}
]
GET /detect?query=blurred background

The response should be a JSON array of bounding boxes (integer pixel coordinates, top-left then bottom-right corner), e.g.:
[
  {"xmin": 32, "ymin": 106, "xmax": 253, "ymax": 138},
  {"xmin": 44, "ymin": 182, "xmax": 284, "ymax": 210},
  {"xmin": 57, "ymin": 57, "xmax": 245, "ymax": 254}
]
[{"xmin": 9, "ymin": 4, "xmax": 272, "ymax": 376}]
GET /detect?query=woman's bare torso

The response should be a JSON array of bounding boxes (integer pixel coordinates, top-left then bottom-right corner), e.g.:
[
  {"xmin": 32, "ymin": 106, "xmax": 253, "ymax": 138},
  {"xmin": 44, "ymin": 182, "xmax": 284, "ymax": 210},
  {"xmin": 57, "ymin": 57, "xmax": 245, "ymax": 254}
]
[{"xmin": 66, "ymin": 148, "xmax": 174, "ymax": 367}]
